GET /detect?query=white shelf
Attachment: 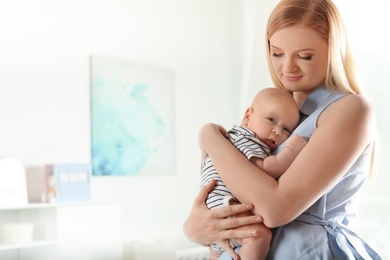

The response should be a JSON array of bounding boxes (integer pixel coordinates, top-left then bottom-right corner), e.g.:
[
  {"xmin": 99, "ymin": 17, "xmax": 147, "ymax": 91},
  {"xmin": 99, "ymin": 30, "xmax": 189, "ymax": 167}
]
[
  {"xmin": 0, "ymin": 201, "xmax": 123, "ymax": 260},
  {"xmin": 0, "ymin": 203, "xmax": 56, "ymax": 211},
  {"xmin": 0, "ymin": 204, "xmax": 57, "ymax": 255},
  {"xmin": 0, "ymin": 240, "xmax": 57, "ymax": 251},
  {"xmin": 0, "ymin": 201, "xmax": 117, "ymax": 211}
]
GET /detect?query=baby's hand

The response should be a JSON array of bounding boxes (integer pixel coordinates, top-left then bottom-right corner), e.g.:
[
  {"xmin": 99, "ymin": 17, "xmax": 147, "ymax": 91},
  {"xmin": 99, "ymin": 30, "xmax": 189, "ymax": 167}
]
[{"xmin": 285, "ymin": 135, "xmax": 307, "ymax": 154}]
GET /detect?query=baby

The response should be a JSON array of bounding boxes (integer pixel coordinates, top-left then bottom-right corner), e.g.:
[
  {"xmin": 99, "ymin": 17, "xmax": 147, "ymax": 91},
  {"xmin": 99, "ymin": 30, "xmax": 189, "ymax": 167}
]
[{"xmin": 199, "ymin": 88, "xmax": 307, "ymax": 259}]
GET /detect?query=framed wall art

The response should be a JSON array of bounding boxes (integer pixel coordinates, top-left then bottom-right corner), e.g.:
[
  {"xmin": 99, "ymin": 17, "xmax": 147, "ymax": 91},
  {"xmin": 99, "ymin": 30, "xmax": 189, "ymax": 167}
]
[{"xmin": 90, "ymin": 56, "xmax": 175, "ymax": 176}]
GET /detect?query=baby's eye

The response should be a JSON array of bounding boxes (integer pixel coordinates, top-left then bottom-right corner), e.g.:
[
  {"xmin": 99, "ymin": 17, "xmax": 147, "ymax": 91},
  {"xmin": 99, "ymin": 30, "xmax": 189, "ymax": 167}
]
[
  {"xmin": 267, "ymin": 117, "xmax": 276, "ymax": 123},
  {"xmin": 283, "ymin": 127, "xmax": 291, "ymax": 135}
]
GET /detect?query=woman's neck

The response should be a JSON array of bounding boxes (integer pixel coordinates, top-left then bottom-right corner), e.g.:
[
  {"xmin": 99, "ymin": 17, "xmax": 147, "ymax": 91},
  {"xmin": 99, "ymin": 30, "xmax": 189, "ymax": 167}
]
[
  {"xmin": 293, "ymin": 92, "xmax": 310, "ymax": 108},
  {"xmin": 293, "ymin": 85, "xmax": 323, "ymax": 108}
]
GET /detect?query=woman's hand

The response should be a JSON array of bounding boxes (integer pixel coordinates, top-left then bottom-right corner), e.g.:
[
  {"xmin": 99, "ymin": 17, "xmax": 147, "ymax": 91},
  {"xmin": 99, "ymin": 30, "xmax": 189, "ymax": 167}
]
[{"xmin": 183, "ymin": 179, "xmax": 264, "ymax": 258}]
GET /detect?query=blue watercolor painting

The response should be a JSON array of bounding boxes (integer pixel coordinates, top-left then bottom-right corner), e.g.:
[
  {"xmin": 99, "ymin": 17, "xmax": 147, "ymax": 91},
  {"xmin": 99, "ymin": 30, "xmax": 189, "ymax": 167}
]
[{"xmin": 90, "ymin": 56, "xmax": 175, "ymax": 176}]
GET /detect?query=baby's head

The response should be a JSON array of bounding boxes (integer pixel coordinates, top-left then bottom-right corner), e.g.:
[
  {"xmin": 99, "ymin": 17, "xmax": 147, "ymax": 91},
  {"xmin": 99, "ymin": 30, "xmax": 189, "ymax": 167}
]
[{"xmin": 242, "ymin": 88, "xmax": 300, "ymax": 150}]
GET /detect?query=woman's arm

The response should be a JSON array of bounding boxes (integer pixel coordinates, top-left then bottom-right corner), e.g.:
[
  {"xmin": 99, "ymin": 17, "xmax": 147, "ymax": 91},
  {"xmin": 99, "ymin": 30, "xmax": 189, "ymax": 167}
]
[
  {"xmin": 199, "ymin": 95, "xmax": 375, "ymax": 228},
  {"xmin": 183, "ymin": 179, "xmax": 263, "ymax": 253}
]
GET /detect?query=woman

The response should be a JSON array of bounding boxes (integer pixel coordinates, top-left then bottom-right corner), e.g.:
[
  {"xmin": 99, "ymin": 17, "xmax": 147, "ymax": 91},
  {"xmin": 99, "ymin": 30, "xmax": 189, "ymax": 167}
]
[{"xmin": 183, "ymin": 0, "xmax": 382, "ymax": 259}]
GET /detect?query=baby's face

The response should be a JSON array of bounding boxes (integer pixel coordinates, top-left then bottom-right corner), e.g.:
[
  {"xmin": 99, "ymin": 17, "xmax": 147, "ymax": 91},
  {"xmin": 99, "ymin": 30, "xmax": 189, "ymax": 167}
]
[{"xmin": 244, "ymin": 94, "xmax": 299, "ymax": 150}]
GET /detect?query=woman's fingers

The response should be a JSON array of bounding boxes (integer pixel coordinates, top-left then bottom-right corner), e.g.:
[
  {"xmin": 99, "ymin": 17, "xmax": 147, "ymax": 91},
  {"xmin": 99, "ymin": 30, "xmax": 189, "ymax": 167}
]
[
  {"xmin": 185, "ymin": 178, "xmax": 263, "ymax": 246},
  {"xmin": 221, "ymin": 225, "xmax": 260, "ymax": 240},
  {"xmin": 195, "ymin": 180, "xmax": 258, "ymax": 222},
  {"xmin": 194, "ymin": 179, "xmax": 216, "ymax": 206},
  {"xmin": 224, "ymin": 214, "xmax": 262, "ymax": 228},
  {"xmin": 213, "ymin": 203, "xmax": 260, "ymax": 220}
]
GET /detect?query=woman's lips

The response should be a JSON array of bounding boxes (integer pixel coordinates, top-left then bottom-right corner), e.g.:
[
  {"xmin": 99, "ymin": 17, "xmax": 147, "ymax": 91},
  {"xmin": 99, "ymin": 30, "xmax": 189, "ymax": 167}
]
[{"xmin": 284, "ymin": 75, "xmax": 302, "ymax": 81}]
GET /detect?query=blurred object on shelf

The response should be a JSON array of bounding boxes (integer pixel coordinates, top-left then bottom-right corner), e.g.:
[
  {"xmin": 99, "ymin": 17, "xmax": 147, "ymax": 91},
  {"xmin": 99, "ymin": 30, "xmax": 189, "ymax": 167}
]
[{"xmin": 0, "ymin": 157, "xmax": 28, "ymax": 208}]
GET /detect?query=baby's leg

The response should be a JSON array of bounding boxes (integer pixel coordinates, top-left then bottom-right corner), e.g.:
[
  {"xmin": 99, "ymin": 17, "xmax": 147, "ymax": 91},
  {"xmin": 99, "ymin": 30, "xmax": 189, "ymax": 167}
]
[
  {"xmin": 233, "ymin": 214, "xmax": 272, "ymax": 260},
  {"xmin": 238, "ymin": 229, "xmax": 271, "ymax": 259},
  {"xmin": 208, "ymin": 246, "xmax": 222, "ymax": 260}
]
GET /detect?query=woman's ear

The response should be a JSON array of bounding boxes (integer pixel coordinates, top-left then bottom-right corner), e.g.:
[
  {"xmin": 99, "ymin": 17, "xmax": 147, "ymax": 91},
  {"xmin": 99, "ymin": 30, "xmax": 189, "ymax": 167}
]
[{"xmin": 242, "ymin": 107, "xmax": 253, "ymax": 126}]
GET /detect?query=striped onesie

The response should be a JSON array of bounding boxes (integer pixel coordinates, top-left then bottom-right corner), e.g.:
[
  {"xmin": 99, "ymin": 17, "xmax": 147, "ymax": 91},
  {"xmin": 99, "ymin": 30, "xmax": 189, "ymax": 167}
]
[
  {"xmin": 200, "ymin": 125, "xmax": 271, "ymax": 252},
  {"xmin": 200, "ymin": 125, "xmax": 271, "ymax": 209}
]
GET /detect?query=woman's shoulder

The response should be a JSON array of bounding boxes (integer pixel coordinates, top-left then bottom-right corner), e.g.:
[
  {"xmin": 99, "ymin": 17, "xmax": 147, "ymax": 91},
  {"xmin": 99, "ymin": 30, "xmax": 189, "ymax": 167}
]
[
  {"xmin": 339, "ymin": 93, "xmax": 371, "ymax": 107},
  {"xmin": 319, "ymin": 93, "xmax": 375, "ymax": 138},
  {"xmin": 327, "ymin": 93, "xmax": 373, "ymax": 118}
]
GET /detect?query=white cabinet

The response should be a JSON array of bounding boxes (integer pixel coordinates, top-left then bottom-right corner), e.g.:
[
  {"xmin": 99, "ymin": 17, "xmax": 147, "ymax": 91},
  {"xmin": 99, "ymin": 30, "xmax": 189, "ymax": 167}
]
[{"xmin": 0, "ymin": 202, "xmax": 122, "ymax": 260}]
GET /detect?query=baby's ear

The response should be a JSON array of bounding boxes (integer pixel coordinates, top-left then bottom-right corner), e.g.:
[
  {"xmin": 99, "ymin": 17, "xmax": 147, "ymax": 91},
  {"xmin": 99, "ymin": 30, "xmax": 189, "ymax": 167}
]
[{"xmin": 242, "ymin": 107, "xmax": 253, "ymax": 126}]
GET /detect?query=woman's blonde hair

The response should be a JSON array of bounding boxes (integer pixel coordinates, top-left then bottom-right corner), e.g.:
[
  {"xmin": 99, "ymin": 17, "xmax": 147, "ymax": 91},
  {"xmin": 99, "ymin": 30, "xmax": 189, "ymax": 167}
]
[
  {"xmin": 265, "ymin": 0, "xmax": 377, "ymax": 176},
  {"xmin": 266, "ymin": 0, "xmax": 362, "ymax": 95}
]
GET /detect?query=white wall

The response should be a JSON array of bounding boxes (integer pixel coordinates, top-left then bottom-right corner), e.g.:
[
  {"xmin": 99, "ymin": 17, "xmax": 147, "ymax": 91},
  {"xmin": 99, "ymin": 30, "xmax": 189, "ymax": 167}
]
[
  {"xmin": 0, "ymin": 0, "xmax": 242, "ymax": 246},
  {"xmin": 0, "ymin": 0, "xmax": 243, "ymax": 246},
  {"xmin": 1, "ymin": 0, "xmax": 389, "ymax": 258}
]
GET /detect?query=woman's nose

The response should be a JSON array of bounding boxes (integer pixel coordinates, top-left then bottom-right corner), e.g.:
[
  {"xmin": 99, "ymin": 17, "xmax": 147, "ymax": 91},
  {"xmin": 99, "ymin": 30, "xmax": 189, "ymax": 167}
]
[{"xmin": 283, "ymin": 56, "xmax": 297, "ymax": 72}]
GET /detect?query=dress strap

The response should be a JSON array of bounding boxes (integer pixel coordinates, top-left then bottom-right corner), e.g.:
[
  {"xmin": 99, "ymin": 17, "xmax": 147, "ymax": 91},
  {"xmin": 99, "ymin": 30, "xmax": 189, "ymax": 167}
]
[{"xmin": 295, "ymin": 214, "xmax": 382, "ymax": 260}]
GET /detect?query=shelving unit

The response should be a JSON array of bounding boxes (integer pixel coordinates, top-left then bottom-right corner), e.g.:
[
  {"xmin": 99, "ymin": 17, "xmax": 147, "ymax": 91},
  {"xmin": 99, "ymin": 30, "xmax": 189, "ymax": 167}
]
[
  {"xmin": 0, "ymin": 202, "xmax": 122, "ymax": 260},
  {"xmin": 0, "ymin": 240, "xmax": 57, "ymax": 251},
  {"xmin": 0, "ymin": 203, "xmax": 57, "ymax": 260}
]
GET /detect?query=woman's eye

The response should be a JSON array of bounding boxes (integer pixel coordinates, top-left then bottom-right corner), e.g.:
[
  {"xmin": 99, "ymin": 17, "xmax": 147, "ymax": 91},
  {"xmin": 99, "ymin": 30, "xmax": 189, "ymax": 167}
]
[
  {"xmin": 299, "ymin": 55, "xmax": 312, "ymax": 60},
  {"xmin": 272, "ymin": 52, "xmax": 283, "ymax": 57}
]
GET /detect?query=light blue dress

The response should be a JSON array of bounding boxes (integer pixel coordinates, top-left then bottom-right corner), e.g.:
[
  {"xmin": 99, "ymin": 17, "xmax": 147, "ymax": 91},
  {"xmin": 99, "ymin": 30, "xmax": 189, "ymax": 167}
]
[{"xmin": 219, "ymin": 86, "xmax": 382, "ymax": 260}]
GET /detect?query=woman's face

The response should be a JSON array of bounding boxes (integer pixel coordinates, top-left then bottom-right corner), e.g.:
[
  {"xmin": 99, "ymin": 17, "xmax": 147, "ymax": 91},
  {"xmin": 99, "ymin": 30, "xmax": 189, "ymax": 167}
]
[{"xmin": 269, "ymin": 24, "xmax": 328, "ymax": 94}]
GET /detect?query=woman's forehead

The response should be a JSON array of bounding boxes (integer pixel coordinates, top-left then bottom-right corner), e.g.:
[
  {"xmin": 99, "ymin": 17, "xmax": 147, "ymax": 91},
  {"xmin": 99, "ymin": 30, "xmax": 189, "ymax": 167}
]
[{"xmin": 270, "ymin": 25, "xmax": 326, "ymax": 50}]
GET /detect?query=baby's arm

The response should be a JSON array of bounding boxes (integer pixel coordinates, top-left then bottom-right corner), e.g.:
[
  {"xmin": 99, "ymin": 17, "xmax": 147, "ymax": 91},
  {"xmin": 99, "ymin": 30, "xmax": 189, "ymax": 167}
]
[{"xmin": 250, "ymin": 135, "xmax": 307, "ymax": 179}]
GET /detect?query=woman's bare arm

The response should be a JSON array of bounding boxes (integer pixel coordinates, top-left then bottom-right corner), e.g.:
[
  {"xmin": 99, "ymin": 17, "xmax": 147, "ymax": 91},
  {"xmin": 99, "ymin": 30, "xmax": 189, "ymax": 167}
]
[
  {"xmin": 183, "ymin": 180, "xmax": 263, "ymax": 249},
  {"xmin": 199, "ymin": 95, "xmax": 375, "ymax": 228}
]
